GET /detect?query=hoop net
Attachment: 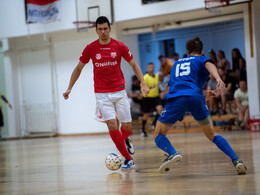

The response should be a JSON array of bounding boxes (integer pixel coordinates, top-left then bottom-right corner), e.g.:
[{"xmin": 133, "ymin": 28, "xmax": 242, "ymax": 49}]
[
  {"xmin": 205, "ymin": 0, "xmax": 230, "ymax": 14},
  {"xmin": 73, "ymin": 21, "xmax": 95, "ymax": 32}
]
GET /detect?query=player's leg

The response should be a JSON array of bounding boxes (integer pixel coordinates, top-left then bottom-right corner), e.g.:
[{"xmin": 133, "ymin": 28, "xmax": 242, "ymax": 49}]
[
  {"xmin": 154, "ymin": 121, "xmax": 182, "ymax": 173},
  {"xmin": 154, "ymin": 98, "xmax": 185, "ymax": 173},
  {"xmin": 190, "ymin": 95, "xmax": 247, "ymax": 174},
  {"xmin": 113, "ymin": 90, "xmax": 135, "ymax": 169},
  {"xmin": 200, "ymin": 118, "xmax": 247, "ymax": 174},
  {"xmin": 121, "ymin": 122, "xmax": 132, "ymax": 140},
  {"xmin": 121, "ymin": 122, "xmax": 135, "ymax": 155},
  {"xmin": 142, "ymin": 112, "xmax": 149, "ymax": 137},
  {"xmin": 152, "ymin": 99, "xmax": 163, "ymax": 128},
  {"xmin": 95, "ymin": 92, "xmax": 134, "ymax": 170},
  {"xmin": 106, "ymin": 120, "xmax": 132, "ymax": 160},
  {"xmin": 114, "ymin": 91, "xmax": 135, "ymax": 154},
  {"xmin": 154, "ymin": 121, "xmax": 176, "ymax": 155},
  {"xmin": 141, "ymin": 98, "xmax": 153, "ymax": 137}
]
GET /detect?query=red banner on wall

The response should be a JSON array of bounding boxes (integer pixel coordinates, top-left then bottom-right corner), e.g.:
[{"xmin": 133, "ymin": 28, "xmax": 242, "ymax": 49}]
[{"xmin": 27, "ymin": 0, "xmax": 61, "ymax": 23}]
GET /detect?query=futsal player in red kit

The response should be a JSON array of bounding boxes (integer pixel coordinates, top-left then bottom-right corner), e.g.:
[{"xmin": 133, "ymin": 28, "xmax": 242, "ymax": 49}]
[{"xmin": 63, "ymin": 16, "xmax": 149, "ymax": 170}]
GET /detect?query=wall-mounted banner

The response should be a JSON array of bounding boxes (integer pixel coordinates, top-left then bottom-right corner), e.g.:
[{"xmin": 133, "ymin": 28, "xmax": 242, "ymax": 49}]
[{"xmin": 27, "ymin": 0, "xmax": 61, "ymax": 23}]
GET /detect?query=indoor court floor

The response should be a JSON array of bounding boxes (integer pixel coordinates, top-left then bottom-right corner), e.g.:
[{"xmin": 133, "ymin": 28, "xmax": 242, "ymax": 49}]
[{"xmin": 0, "ymin": 131, "xmax": 259, "ymax": 195}]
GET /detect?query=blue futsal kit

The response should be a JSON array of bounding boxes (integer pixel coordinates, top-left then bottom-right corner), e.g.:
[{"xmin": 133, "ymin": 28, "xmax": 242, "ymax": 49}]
[
  {"xmin": 159, "ymin": 56, "xmax": 213, "ymax": 124},
  {"xmin": 156, "ymin": 55, "xmax": 240, "ymax": 165}
]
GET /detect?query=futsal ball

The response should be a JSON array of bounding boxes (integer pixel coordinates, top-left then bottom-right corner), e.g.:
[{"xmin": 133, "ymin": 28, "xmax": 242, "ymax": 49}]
[{"xmin": 105, "ymin": 153, "xmax": 122, "ymax": 171}]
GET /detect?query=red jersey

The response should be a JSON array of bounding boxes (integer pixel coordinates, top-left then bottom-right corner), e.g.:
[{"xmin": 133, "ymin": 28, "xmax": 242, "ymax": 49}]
[{"xmin": 79, "ymin": 38, "xmax": 133, "ymax": 93}]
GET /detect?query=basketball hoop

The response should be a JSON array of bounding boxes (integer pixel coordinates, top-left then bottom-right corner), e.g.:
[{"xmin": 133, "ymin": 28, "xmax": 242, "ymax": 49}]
[
  {"xmin": 205, "ymin": 0, "xmax": 230, "ymax": 14},
  {"xmin": 73, "ymin": 21, "xmax": 95, "ymax": 32}
]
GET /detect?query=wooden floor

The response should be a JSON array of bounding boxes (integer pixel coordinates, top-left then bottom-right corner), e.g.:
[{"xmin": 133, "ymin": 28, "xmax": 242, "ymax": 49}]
[{"xmin": 0, "ymin": 131, "xmax": 259, "ymax": 195}]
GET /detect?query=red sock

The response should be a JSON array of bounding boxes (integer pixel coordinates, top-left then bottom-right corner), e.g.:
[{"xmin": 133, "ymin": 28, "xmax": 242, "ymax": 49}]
[
  {"xmin": 121, "ymin": 126, "xmax": 132, "ymax": 141},
  {"xmin": 109, "ymin": 129, "xmax": 132, "ymax": 160}
]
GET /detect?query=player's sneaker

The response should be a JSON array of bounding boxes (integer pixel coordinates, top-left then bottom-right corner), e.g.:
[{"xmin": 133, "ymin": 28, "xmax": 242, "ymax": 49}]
[
  {"xmin": 158, "ymin": 152, "xmax": 182, "ymax": 173},
  {"xmin": 233, "ymin": 159, "xmax": 247, "ymax": 175},
  {"xmin": 141, "ymin": 131, "xmax": 148, "ymax": 137},
  {"xmin": 125, "ymin": 138, "xmax": 135, "ymax": 155},
  {"xmin": 121, "ymin": 158, "xmax": 135, "ymax": 170}
]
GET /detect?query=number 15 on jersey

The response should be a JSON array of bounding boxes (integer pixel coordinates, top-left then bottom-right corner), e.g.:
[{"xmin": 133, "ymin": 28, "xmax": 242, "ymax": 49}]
[{"xmin": 176, "ymin": 62, "xmax": 191, "ymax": 77}]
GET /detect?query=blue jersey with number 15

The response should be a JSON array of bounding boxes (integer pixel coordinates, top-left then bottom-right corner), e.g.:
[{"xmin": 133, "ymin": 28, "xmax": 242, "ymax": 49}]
[{"xmin": 165, "ymin": 55, "xmax": 213, "ymax": 101}]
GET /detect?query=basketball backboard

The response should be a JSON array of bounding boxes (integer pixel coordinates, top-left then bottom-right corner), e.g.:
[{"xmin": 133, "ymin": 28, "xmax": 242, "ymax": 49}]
[{"xmin": 74, "ymin": 0, "xmax": 113, "ymax": 32}]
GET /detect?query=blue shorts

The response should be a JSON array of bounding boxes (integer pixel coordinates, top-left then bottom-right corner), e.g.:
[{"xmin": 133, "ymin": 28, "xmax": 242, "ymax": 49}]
[{"xmin": 159, "ymin": 95, "xmax": 210, "ymax": 124}]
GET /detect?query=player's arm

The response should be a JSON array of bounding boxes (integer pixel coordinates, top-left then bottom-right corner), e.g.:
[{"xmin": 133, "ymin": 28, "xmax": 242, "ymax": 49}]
[
  {"xmin": 1, "ymin": 95, "xmax": 12, "ymax": 109},
  {"xmin": 128, "ymin": 59, "xmax": 149, "ymax": 97},
  {"xmin": 63, "ymin": 61, "xmax": 86, "ymax": 100},
  {"xmin": 205, "ymin": 62, "xmax": 226, "ymax": 94}
]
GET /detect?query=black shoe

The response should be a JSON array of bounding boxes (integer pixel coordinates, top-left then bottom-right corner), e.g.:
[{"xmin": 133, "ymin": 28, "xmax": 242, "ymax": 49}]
[
  {"xmin": 125, "ymin": 138, "xmax": 135, "ymax": 155},
  {"xmin": 233, "ymin": 159, "xmax": 247, "ymax": 175}
]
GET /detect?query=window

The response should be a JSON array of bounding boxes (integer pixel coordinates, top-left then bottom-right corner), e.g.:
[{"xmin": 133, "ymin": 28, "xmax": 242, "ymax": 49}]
[{"xmin": 159, "ymin": 39, "xmax": 175, "ymax": 58}]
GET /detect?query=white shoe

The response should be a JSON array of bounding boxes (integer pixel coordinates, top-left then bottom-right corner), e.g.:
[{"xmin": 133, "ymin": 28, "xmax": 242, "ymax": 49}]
[
  {"xmin": 125, "ymin": 138, "xmax": 135, "ymax": 155},
  {"xmin": 158, "ymin": 152, "xmax": 182, "ymax": 173},
  {"xmin": 121, "ymin": 159, "xmax": 135, "ymax": 170},
  {"xmin": 233, "ymin": 159, "xmax": 247, "ymax": 175}
]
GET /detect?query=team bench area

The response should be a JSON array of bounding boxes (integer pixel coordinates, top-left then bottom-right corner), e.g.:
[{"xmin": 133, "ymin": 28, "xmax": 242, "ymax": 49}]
[{"xmin": 132, "ymin": 113, "xmax": 239, "ymax": 135}]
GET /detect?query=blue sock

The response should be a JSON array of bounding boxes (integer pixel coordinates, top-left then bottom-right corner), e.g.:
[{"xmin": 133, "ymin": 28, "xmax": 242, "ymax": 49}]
[
  {"xmin": 155, "ymin": 135, "xmax": 176, "ymax": 155},
  {"xmin": 213, "ymin": 135, "xmax": 238, "ymax": 162}
]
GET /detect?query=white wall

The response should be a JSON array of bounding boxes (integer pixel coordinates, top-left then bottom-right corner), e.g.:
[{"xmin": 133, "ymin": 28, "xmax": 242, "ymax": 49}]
[{"xmin": 113, "ymin": 0, "xmax": 204, "ymax": 22}]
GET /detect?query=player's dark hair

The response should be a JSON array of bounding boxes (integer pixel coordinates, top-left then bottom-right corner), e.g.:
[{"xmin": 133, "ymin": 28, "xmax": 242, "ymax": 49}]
[
  {"xmin": 95, "ymin": 16, "xmax": 110, "ymax": 28},
  {"xmin": 173, "ymin": 53, "xmax": 179, "ymax": 57},
  {"xmin": 186, "ymin": 37, "xmax": 203, "ymax": 55},
  {"xmin": 148, "ymin": 62, "xmax": 154, "ymax": 65}
]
